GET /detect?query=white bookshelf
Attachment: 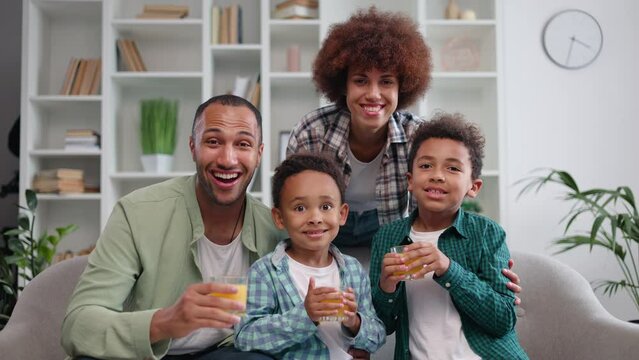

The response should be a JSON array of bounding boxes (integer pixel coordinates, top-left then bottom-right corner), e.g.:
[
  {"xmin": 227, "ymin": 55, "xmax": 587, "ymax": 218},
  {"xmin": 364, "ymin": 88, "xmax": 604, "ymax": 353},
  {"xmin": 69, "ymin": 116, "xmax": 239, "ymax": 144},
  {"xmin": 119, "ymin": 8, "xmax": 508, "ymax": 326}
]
[{"xmin": 20, "ymin": 0, "xmax": 505, "ymax": 253}]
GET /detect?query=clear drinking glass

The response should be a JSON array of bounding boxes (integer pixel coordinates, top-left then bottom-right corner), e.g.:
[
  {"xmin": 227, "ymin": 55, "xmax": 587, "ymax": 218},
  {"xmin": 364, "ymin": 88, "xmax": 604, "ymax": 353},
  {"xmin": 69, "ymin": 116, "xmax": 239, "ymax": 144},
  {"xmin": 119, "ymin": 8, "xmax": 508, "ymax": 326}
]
[
  {"xmin": 209, "ymin": 275, "xmax": 248, "ymax": 315},
  {"xmin": 390, "ymin": 245, "xmax": 422, "ymax": 281}
]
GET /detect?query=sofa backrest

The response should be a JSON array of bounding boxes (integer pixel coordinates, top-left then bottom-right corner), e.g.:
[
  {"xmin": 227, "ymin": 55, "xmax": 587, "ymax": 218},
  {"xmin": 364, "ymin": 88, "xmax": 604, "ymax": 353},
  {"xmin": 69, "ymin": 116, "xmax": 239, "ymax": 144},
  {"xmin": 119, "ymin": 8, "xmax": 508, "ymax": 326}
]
[{"xmin": 0, "ymin": 256, "xmax": 88, "ymax": 360}]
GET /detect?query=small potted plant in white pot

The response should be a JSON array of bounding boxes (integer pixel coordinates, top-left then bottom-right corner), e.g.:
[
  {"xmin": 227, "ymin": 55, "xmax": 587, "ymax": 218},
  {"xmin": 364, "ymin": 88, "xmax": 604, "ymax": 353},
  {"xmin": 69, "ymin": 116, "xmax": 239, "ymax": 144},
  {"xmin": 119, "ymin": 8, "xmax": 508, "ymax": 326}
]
[{"xmin": 140, "ymin": 98, "xmax": 178, "ymax": 173}]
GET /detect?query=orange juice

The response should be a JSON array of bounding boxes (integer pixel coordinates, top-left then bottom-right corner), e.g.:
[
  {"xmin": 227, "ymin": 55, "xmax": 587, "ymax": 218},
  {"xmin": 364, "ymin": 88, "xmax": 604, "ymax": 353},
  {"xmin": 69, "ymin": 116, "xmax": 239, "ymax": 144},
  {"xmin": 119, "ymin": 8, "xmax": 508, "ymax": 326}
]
[
  {"xmin": 393, "ymin": 258, "xmax": 422, "ymax": 279},
  {"xmin": 320, "ymin": 298, "xmax": 346, "ymax": 321},
  {"xmin": 211, "ymin": 284, "xmax": 248, "ymax": 315}
]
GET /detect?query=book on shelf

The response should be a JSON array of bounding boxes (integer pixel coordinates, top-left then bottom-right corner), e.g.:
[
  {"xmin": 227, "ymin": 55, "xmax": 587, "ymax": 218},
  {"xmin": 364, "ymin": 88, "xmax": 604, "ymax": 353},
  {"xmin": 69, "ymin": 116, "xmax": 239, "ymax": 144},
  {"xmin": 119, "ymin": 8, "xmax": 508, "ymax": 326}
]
[
  {"xmin": 275, "ymin": 0, "xmax": 318, "ymax": 11},
  {"xmin": 273, "ymin": 3, "xmax": 318, "ymax": 19},
  {"xmin": 69, "ymin": 59, "xmax": 88, "ymax": 95},
  {"xmin": 33, "ymin": 177, "xmax": 85, "ymax": 194},
  {"xmin": 37, "ymin": 168, "xmax": 84, "ymax": 181},
  {"xmin": 249, "ymin": 74, "xmax": 261, "ymax": 107},
  {"xmin": 59, "ymin": 57, "xmax": 101, "ymax": 95},
  {"xmin": 117, "ymin": 39, "xmax": 147, "ymax": 71},
  {"xmin": 212, "ymin": 5, "xmax": 243, "ymax": 44},
  {"xmin": 59, "ymin": 58, "xmax": 81, "ymax": 95},
  {"xmin": 65, "ymin": 129, "xmax": 101, "ymax": 150},
  {"xmin": 136, "ymin": 4, "xmax": 189, "ymax": 19}
]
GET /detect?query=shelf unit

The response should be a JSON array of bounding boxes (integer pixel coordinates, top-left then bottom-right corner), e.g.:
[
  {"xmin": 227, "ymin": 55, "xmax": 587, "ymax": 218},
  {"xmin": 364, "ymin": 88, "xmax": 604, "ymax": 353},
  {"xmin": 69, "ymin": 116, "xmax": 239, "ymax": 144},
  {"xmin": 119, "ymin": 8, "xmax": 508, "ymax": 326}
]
[{"xmin": 20, "ymin": 0, "xmax": 504, "ymax": 253}]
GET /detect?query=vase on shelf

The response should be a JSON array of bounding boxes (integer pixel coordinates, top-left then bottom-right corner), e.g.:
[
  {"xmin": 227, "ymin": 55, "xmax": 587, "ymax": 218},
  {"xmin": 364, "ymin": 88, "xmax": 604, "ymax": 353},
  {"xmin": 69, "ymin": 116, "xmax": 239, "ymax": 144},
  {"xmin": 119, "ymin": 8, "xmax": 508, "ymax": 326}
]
[
  {"xmin": 139, "ymin": 98, "xmax": 178, "ymax": 173},
  {"xmin": 141, "ymin": 154, "xmax": 174, "ymax": 173},
  {"xmin": 445, "ymin": 0, "xmax": 460, "ymax": 20}
]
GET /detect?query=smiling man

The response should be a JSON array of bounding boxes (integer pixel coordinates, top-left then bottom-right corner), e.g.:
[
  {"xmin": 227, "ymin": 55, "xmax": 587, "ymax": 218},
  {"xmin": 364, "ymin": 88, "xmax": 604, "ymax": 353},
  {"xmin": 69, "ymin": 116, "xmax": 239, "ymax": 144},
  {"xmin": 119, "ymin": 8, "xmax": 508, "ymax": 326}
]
[{"xmin": 61, "ymin": 95, "xmax": 285, "ymax": 360}]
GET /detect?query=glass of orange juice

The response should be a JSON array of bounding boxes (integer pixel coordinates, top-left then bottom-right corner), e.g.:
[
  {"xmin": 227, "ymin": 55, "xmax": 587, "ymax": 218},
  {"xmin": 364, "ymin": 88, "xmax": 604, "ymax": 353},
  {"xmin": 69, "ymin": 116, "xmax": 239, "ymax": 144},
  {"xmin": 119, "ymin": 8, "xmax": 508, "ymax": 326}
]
[
  {"xmin": 319, "ymin": 290, "xmax": 348, "ymax": 322},
  {"xmin": 209, "ymin": 275, "xmax": 248, "ymax": 315},
  {"xmin": 390, "ymin": 245, "xmax": 422, "ymax": 280}
]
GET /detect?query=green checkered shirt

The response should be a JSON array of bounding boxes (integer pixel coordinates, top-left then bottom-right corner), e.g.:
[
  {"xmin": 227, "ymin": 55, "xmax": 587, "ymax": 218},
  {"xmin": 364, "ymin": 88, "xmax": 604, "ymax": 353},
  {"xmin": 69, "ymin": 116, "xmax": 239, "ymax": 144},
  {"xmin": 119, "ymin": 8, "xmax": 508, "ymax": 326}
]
[{"xmin": 370, "ymin": 209, "xmax": 529, "ymax": 360}]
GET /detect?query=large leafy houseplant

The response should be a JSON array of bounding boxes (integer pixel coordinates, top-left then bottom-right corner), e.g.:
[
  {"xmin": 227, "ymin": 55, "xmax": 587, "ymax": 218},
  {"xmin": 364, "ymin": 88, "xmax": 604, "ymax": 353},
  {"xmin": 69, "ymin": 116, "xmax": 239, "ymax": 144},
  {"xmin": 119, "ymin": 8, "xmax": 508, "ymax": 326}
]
[
  {"xmin": 518, "ymin": 169, "xmax": 639, "ymax": 313},
  {"xmin": 0, "ymin": 189, "xmax": 77, "ymax": 329}
]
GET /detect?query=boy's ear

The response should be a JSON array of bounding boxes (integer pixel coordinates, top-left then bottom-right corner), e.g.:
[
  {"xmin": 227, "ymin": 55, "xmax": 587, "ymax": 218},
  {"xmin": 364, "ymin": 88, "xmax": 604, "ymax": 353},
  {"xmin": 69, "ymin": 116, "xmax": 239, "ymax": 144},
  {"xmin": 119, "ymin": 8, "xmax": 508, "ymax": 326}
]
[
  {"xmin": 466, "ymin": 178, "xmax": 483, "ymax": 198},
  {"xmin": 406, "ymin": 172, "xmax": 413, "ymax": 192},
  {"xmin": 338, "ymin": 202, "xmax": 349, "ymax": 226},
  {"xmin": 271, "ymin": 207, "xmax": 286, "ymax": 230}
]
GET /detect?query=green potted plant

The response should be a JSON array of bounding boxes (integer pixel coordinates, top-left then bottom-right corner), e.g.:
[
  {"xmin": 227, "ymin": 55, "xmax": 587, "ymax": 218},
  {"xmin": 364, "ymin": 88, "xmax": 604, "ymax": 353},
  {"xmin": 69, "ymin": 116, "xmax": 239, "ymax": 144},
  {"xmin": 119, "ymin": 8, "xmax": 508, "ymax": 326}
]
[
  {"xmin": 0, "ymin": 189, "xmax": 77, "ymax": 328},
  {"xmin": 518, "ymin": 169, "xmax": 639, "ymax": 315},
  {"xmin": 140, "ymin": 98, "xmax": 178, "ymax": 173}
]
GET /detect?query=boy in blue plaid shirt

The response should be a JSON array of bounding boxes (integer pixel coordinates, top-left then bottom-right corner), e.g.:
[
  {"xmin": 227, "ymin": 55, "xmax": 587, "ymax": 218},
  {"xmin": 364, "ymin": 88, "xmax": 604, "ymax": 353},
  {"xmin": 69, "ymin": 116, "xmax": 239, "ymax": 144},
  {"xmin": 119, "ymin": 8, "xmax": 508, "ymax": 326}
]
[
  {"xmin": 235, "ymin": 153, "xmax": 386, "ymax": 359},
  {"xmin": 370, "ymin": 113, "xmax": 528, "ymax": 359}
]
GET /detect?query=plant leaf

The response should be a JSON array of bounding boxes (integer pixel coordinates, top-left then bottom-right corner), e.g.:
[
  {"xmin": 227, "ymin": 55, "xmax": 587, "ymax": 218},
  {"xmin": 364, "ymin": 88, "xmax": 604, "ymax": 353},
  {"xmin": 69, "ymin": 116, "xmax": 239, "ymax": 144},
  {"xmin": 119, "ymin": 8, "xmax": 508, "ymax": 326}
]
[{"xmin": 25, "ymin": 189, "xmax": 37, "ymax": 212}]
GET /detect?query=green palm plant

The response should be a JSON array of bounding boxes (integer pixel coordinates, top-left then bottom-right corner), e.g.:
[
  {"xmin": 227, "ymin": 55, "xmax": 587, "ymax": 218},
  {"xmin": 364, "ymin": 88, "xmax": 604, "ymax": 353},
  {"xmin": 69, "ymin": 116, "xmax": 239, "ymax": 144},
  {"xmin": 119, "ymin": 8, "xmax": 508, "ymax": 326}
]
[{"xmin": 518, "ymin": 169, "xmax": 639, "ymax": 313}]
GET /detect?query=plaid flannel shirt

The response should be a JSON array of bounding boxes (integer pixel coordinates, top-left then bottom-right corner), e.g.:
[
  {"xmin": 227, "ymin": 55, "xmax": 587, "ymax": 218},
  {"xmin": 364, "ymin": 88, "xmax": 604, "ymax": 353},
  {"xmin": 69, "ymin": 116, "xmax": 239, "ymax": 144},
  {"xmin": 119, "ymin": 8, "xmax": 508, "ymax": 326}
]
[
  {"xmin": 287, "ymin": 104, "xmax": 423, "ymax": 225},
  {"xmin": 370, "ymin": 209, "xmax": 529, "ymax": 360},
  {"xmin": 235, "ymin": 240, "xmax": 386, "ymax": 359}
]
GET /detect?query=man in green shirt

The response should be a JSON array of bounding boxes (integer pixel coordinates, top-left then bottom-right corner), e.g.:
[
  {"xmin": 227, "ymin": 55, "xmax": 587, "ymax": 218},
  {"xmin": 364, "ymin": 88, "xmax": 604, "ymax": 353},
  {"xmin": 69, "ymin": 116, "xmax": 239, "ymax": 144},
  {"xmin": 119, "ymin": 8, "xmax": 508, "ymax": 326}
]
[{"xmin": 62, "ymin": 95, "xmax": 285, "ymax": 359}]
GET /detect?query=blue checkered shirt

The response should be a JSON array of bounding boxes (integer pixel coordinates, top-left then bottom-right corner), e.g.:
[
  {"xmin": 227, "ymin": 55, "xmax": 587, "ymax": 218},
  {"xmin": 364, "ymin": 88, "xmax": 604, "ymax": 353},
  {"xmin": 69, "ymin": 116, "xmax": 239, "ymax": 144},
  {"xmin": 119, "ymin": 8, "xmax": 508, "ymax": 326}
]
[
  {"xmin": 370, "ymin": 209, "xmax": 529, "ymax": 360},
  {"xmin": 287, "ymin": 104, "xmax": 423, "ymax": 225},
  {"xmin": 235, "ymin": 240, "xmax": 386, "ymax": 358}
]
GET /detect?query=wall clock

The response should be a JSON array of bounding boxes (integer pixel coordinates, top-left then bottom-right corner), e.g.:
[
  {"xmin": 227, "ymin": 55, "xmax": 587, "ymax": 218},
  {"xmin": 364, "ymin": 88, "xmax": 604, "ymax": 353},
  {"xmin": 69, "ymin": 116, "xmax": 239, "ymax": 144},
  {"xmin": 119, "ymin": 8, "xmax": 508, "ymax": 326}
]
[{"xmin": 542, "ymin": 9, "xmax": 603, "ymax": 69}]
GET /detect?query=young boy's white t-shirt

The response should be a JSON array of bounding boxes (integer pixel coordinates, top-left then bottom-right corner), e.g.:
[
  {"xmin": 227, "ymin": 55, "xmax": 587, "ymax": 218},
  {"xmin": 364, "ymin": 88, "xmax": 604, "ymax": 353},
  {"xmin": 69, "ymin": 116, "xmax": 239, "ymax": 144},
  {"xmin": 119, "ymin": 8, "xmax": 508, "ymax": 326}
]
[
  {"xmin": 287, "ymin": 254, "xmax": 353, "ymax": 360},
  {"xmin": 168, "ymin": 233, "xmax": 249, "ymax": 354},
  {"xmin": 405, "ymin": 227, "xmax": 481, "ymax": 360}
]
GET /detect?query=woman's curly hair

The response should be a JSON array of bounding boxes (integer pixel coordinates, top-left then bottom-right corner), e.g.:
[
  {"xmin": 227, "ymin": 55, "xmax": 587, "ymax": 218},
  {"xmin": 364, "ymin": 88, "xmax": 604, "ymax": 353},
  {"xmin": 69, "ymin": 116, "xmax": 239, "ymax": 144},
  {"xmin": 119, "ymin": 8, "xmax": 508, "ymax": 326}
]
[{"xmin": 312, "ymin": 7, "xmax": 432, "ymax": 110}]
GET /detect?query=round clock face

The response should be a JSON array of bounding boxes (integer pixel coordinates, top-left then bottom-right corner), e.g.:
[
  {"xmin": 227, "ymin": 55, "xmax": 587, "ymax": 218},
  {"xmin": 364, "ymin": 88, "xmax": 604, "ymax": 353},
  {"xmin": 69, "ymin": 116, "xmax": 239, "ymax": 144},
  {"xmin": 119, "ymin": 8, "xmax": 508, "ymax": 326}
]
[{"xmin": 542, "ymin": 9, "xmax": 603, "ymax": 69}]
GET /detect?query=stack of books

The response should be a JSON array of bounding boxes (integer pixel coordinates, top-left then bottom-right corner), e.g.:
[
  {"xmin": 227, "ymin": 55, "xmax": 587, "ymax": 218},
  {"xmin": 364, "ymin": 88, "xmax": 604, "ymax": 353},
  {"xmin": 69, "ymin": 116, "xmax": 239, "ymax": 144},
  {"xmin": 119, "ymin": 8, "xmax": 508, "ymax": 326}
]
[
  {"xmin": 116, "ymin": 39, "xmax": 147, "ymax": 71},
  {"xmin": 211, "ymin": 4, "xmax": 242, "ymax": 44},
  {"xmin": 33, "ymin": 168, "xmax": 85, "ymax": 194},
  {"xmin": 136, "ymin": 4, "xmax": 189, "ymax": 19},
  {"xmin": 59, "ymin": 58, "xmax": 102, "ymax": 95},
  {"xmin": 273, "ymin": 0, "xmax": 318, "ymax": 19},
  {"xmin": 65, "ymin": 129, "xmax": 101, "ymax": 151}
]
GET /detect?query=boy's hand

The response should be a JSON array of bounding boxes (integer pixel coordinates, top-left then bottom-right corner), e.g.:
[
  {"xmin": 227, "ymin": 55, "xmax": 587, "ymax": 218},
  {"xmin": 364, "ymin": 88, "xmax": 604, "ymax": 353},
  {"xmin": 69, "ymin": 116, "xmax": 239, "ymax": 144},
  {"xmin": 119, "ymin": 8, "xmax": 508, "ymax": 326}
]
[
  {"xmin": 403, "ymin": 242, "xmax": 450, "ymax": 278},
  {"xmin": 341, "ymin": 287, "xmax": 360, "ymax": 334},
  {"xmin": 379, "ymin": 252, "xmax": 410, "ymax": 293},
  {"xmin": 304, "ymin": 277, "xmax": 342, "ymax": 323}
]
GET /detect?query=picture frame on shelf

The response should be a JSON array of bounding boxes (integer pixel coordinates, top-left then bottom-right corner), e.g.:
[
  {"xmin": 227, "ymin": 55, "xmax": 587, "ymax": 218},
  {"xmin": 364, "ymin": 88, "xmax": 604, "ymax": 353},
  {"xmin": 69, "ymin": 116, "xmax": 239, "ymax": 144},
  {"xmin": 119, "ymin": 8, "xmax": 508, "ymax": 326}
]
[{"xmin": 279, "ymin": 131, "xmax": 291, "ymax": 163}]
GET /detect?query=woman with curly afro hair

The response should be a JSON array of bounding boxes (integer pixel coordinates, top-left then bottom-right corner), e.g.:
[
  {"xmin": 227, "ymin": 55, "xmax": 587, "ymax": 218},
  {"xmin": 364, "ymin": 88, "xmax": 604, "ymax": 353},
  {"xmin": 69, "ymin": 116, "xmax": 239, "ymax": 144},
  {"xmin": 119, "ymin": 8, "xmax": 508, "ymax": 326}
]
[{"xmin": 286, "ymin": 7, "xmax": 431, "ymax": 247}]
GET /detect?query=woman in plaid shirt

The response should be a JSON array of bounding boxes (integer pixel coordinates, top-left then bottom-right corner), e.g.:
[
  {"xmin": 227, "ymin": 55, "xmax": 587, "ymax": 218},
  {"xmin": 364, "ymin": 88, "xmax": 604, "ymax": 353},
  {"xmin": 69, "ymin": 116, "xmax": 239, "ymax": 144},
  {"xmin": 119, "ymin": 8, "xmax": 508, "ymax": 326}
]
[{"xmin": 286, "ymin": 7, "xmax": 432, "ymax": 248}]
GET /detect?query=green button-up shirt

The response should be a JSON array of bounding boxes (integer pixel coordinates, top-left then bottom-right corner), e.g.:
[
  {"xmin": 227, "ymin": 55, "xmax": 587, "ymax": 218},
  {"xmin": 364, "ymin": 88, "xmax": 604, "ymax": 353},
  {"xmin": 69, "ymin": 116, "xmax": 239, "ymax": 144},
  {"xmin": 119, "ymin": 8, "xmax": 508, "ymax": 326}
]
[
  {"xmin": 61, "ymin": 175, "xmax": 286, "ymax": 359},
  {"xmin": 370, "ymin": 209, "xmax": 529, "ymax": 360}
]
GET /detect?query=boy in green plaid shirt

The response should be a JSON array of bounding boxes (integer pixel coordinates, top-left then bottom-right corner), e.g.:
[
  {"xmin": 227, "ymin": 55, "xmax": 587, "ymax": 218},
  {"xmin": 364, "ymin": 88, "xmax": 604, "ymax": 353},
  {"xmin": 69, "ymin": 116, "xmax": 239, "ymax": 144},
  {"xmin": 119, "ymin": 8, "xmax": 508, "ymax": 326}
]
[
  {"xmin": 370, "ymin": 113, "xmax": 528, "ymax": 359},
  {"xmin": 235, "ymin": 153, "xmax": 386, "ymax": 359}
]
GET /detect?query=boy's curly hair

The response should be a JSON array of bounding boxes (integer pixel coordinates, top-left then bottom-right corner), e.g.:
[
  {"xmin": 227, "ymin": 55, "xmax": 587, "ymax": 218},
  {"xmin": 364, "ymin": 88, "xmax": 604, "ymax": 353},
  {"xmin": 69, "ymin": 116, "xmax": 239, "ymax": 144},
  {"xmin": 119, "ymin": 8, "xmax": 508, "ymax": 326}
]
[
  {"xmin": 408, "ymin": 113, "xmax": 485, "ymax": 180},
  {"xmin": 313, "ymin": 7, "xmax": 432, "ymax": 110},
  {"xmin": 272, "ymin": 152, "xmax": 346, "ymax": 208}
]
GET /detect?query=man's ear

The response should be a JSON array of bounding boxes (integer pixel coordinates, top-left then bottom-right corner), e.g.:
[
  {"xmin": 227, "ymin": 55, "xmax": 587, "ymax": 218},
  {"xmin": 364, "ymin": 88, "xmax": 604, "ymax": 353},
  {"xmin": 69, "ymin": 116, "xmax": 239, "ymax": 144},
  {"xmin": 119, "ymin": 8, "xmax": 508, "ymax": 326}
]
[
  {"xmin": 189, "ymin": 135, "xmax": 196, "ymax": 161},
  {"xmin": 271, "ymin": 207, "xmax": 286, "ymax": 230},
  {"xmin": 466, "ymin": 178, "xmax": 483, "ymax": 198}
]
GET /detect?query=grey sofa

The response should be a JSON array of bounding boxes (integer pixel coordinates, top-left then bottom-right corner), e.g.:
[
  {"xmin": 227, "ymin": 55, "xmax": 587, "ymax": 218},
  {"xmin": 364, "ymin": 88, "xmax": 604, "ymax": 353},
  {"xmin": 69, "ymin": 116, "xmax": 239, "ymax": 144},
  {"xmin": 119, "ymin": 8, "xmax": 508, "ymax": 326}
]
[{"xmin": 1, "ymin": 252, "xmax": 638, "ymax": 360}]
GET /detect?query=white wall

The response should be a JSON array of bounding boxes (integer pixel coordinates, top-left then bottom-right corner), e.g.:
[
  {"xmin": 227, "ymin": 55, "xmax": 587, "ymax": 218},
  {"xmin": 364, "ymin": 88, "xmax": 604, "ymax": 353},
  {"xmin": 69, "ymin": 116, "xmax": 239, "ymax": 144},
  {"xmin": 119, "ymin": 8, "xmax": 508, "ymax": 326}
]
[{"xmin": 503, "ymin": 0, "xmax": 639, "ymax": 320}]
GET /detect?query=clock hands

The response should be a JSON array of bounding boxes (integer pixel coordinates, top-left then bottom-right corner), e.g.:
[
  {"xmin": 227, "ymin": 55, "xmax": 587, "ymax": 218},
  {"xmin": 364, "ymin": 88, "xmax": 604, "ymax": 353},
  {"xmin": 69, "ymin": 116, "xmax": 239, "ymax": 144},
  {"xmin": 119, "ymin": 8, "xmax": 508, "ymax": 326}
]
[
  {"xmin": 565, "ymin": 37, "xmax": 575, "ymax": 66},
  {"xmin": 572, "ymin": 36, "xmax": 592, "ymax": 50}
]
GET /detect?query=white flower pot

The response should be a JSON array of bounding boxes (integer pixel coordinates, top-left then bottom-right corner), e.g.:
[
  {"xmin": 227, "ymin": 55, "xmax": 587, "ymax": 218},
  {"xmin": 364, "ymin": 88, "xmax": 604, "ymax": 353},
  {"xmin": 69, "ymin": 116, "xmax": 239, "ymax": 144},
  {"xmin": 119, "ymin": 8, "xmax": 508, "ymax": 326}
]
[{"xmin": 141, "ymin": 154, "xmax": 174, "ymax": 173}]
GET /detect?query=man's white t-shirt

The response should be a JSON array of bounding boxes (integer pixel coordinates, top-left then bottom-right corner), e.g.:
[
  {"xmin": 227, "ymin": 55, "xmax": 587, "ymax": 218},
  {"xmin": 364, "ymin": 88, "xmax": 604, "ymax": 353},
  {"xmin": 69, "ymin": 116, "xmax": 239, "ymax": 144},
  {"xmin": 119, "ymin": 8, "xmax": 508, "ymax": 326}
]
[
  {"xmin": 405, "ymin": 227, "xmax": 480, "ymax": 360},
  {"xmin": 167, "ymin": 233, "xmax": 249, "ymax": 355},
  {"xmin": 288, "ymin": 255, "xmax": 353, "ymax": 360}
]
